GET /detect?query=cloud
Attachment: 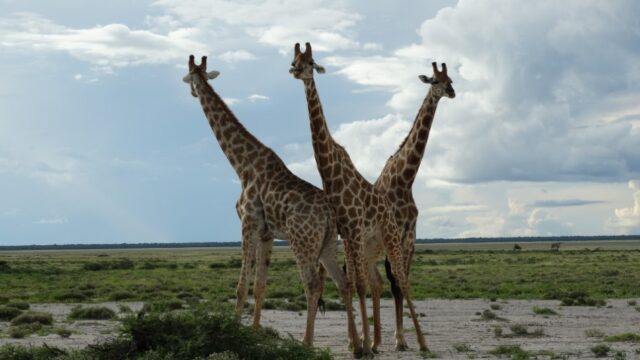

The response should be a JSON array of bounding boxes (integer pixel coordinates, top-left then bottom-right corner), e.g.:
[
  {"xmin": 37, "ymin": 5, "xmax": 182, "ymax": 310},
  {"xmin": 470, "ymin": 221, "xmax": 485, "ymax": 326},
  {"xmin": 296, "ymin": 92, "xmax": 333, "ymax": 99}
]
[
  {"xmin": 530, "ymin": 199, "xmax": 606, "ymax": 208},
  {"xmin": 425, "ymin": 204, "xmax": 488, "ymax": 214},
  {"xmin": 153, "ymin": 0, "xmax": 362, "ymax": 53},
  {"xmin": 247, "ymin": 94, "xmax": 269, "ymax": 102},
  {"xmin": 222, "ymin": 97, "xmax": 240, "ymax": 106},
  {"xmin": 34, "ymin": 217, "xmax": 68, "ymax": 225},
  {"xmin": 218, "ymin": 50, "xmax": 257, "ymax": 63},
  {"xmin": 323, "ymin": 0, "xmax": 640, "ymax": 184},
  {"xmin": 609, "ymin": 180, "xmax": 640, "ymax": 234},
  {"xmin": 0, "ymin": 12, "xmax": 207, "ymax": 72}
]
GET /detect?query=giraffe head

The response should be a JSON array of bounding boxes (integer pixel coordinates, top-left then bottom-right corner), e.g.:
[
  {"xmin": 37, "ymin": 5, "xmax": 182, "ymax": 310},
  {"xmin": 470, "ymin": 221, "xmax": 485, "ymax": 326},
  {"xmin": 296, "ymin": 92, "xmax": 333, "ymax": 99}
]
[
  {"xmin": 419, "ymin": 62, "xmax": 455, "ymax": 99},
  {"xmin": 289, "ymin": 42, "xmax": 325, "ymax": 80},
  {"xmin": 182, "ymin": 55, "xmax": 220, "ymax": 97}
]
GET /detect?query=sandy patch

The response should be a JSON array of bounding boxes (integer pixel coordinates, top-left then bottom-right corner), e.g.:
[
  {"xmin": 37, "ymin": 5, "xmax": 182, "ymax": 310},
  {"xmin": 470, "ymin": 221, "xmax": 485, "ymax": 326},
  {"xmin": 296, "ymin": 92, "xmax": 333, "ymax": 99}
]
[{"xmin": 1, "ymin": 300, "xmax": 639, "ymax": 359}]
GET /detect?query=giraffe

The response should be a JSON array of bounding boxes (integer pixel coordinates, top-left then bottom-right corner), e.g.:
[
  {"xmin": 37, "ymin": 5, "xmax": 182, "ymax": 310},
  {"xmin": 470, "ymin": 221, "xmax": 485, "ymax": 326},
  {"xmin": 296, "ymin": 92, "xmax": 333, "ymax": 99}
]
[
  {"xmin": 375, "ymin": 62, "xmax": 455, "ymax": 350},
  {"xmin": 290, "ymin": 42, "xmax": 428, "ymax": 357},
  {"xmin": 182, "ymin": 55, "xmax": 357, "ymax": 346}
]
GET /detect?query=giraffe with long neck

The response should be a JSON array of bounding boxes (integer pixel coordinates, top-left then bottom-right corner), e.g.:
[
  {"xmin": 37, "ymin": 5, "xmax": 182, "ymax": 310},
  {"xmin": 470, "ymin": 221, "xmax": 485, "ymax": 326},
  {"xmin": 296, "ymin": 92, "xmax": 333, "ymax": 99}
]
[
  {"xmin": 290, "ymin": 42, "xmax": 428, "ymax": 357},
  {"xmin": 182, "ymin": 55, "xmax": 356, "ymax": 346},
  {"xmin": 375, "ymin": 62, "xmax": 455, "ymax": 350}
]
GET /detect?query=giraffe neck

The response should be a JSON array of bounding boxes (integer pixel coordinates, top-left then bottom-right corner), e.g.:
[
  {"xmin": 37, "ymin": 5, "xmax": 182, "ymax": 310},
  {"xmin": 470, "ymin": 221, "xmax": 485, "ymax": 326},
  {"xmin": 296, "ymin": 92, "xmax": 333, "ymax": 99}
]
[
  {"xmin": 381, "ymin": 88, "xmax": 441, "ymax": 187},
  {"xmin": 193, "ymin": 77, "xmax": 266, "ymax": 176},
  {"xmin": 302, "ymin": 78, "xmax": 340, "ymax": 179}
]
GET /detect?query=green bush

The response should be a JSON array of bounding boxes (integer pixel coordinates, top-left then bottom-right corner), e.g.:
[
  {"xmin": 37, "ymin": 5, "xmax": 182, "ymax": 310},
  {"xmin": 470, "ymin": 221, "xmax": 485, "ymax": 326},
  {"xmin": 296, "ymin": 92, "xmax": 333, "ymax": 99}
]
[
  {"xmin": 7, "ymin": 302, "xmax": 30, "ymax": 310},
  {"xmin": 605, "ymin": 333, "xmax": 640, "ymax": 343},
  {"xmin": 10, "ymin": 312, "xmax": 53, "ymax": 326},
  {"xmin": 0, "ymin": 306, "xmax": 23, "ymax": 321},
  {"xmin": 532, "ymin": 306, "xmax": 558, "ymax": 315},
  {"xmin": 591, "ymin": 344, "xmax": 611, "ymax": 357},
  {"xmin": 54, "ymin": 290, "xmax": 88, "ymax": 302},
  {"xmin": 109, "ymin": 291, "xmax": 135, "ymax": 301},
  {"xmin": 0, "ymin": 260, "xmax": 11, "ymax": 273},
  {"xmin": 68, "ymin": 306, "xmax": 116, "ymax": 320}
]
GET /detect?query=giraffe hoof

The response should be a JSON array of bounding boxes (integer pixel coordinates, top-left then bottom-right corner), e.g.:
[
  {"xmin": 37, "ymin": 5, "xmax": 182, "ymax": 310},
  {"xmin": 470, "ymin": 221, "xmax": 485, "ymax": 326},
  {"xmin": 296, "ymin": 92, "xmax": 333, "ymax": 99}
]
[
  {"xmin": 352, "ymin": 348, "xmax": 363, "ymax": 359},
  {"xmin": 395, "ymin": 343, "xmax": 409, "ymax": 351}
]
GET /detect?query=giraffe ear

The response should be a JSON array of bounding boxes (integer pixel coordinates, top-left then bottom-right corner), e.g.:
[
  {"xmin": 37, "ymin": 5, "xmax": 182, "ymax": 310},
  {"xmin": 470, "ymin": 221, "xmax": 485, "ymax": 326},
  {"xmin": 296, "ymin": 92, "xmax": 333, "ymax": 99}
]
[
  {"xmin": 419, "ymin": 75, "xmax": 437, "ymax": 84},
  {"xmin": 207, "ymin": 71, "xmax": 220, "ymax": 80},
  {"xmin": 182, "ymin": 73, "xmax": 194, "ymax": 83},
  {"xmin": 313, "ymin": 64, "xmax": 325, "ymax": 74}
]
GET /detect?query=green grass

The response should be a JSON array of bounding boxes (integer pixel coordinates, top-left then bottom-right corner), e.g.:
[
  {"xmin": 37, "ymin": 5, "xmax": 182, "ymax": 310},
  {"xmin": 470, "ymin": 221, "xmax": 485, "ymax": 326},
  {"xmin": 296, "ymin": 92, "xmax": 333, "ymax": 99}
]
[
  {"xmin": 1, "ymin": 246, "xmax": 639, "ymax": 303},
  {"xmin": 0, "ymin": 306, "xmax": 22, "ymax": 321},
  {"xmin": 532, "ymin": 306, "xmax": 558, "ymax": 315},
  {"xmin": 605, "ymin": 333, "xmax": 640, "ymax": 343},
  {"xmin": 488, "ymin": 345, "xmax": 532, "ymax": 359}
]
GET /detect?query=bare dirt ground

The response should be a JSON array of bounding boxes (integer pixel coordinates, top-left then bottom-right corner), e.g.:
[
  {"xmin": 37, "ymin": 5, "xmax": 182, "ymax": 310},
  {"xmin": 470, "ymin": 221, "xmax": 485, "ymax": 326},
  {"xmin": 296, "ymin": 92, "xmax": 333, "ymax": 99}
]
[{"xmin": 1, "ymin": 299, "xmax": 639, "ymax": 359}]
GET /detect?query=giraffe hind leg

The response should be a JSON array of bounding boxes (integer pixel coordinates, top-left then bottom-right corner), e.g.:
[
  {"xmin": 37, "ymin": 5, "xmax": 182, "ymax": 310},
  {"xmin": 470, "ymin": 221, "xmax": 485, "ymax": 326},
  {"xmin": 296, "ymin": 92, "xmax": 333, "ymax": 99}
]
[
  {"xmin": 252, "ymin": 237, "xmax": 273, "ymax": 327},
  {"xmin": 385, "ymin": 257, "xmax": 408, "ymax": 351}
]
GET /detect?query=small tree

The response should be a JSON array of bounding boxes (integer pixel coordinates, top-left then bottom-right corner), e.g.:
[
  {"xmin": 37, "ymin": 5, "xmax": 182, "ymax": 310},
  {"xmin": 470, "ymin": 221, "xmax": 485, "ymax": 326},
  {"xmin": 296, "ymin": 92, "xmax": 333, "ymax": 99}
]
[
  {"xmin": 513, "ymin": 244, "xmax": 522, "ymax": 251},
  {"xmin": 550, "ymin": 242, "xmax": 561, "ymax": 252}
]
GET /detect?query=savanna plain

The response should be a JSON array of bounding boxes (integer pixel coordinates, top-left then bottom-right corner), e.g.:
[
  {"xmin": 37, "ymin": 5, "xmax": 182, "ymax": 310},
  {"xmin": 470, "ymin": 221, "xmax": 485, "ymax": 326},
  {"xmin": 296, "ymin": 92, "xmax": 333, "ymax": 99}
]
[{"xmin": 1, "ymin": 241, "xmax": 639, "ymax": 359}]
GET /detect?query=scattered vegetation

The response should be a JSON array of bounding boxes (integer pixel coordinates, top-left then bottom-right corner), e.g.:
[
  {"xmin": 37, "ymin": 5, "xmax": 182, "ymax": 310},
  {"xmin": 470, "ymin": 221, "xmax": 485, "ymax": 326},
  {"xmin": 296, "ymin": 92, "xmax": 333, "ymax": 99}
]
[
  {"xmin": 605, "ymin": 333, "xmax": 640, "ymax": 343},
  {"xmin": 419, "ymin": 350, "xmax": 438, "ymax": 359},
  {"xmin": 452, "ymin": 342, "xmax": 471, "ymax": 352},
  {"xmin": 10, "ymin": 311, "xmax": 53, "ymax": 326},
  {"xmin": 591, "ymin": 344, "xmax": 611, "ymax": 357},
  {"xmin": 490, "ymin": 303, "xmax": 502, "ymax": 310},
  {"xmin": 68, "ymin": 306, "xmax": 116, "ymax": 320},
  {"xmin": 628, "ymin": 300, "xmax": 637, "ymax": 306},
  {"xmin": 545, "ymin": 291, "xmax": 607, "ymax": 306},
  {"xmin": 0, "ymin": 306, "xmax": 22, "ymax": 321},
  {"xmin": 532, "ymin": 306, "xmax": 558, "ymax": 315},
  {"xmin": 488, "ymin": 345, "xmax": 531, "ymax": 359},
  {"xmin": 507, "ymin": 323, "xmax": 544, "ymax": 337},
  {"xmin": 479, "ymin": 309, "xmax": 506, "ymax": 321},
  {"xmin": 0, "ymin": 305, "xmax": 331, "ymax": 360},
  {"xmin": 585, "ymin": 329, "xmax": 605, "ymax": 338}
]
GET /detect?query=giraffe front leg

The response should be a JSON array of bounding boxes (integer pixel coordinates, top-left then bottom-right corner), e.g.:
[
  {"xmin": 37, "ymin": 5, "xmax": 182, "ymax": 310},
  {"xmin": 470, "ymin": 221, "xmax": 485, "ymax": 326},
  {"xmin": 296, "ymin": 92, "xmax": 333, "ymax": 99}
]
[
  {"xmin": 385, "ymin": 257, "xmax": 408, "ymax": 351},
  {"xmin": 252, "ymin": 237, "xmax": 273, "ymax": 327},
  {"xmin": 387, "ymin": 251, "xmax": 427, "ymax": 352},
  {"xmin": 368, "ymin": 264, "xmax": 383, "ymax": 354},
  {"xmin": 235, "ymin": 224, "xmax": 259, "ymax": 316}
]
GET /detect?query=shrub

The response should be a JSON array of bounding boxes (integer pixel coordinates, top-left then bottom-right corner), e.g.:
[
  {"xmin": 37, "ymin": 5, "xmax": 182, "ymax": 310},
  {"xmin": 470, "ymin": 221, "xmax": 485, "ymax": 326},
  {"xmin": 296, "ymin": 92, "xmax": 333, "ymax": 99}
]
[
  {"xmin": 0, "ymin": 306, "xmax": 22, "ymax": 321},
  {"xmin": 10, "ymin": 311, "xmax": 53, "ymax": 326},
  {"xmin": 83, "ymin": 262, "xmax": 108, "ymax": 271},
  {"xmin": 9, "ymin": 324, "xmax": 40, "ymax": 339},
  {"xmin": 585, "ymin": 329, "xmax": 605, "ymax": 338},
  {"xmin": 54, "ymin": 290, "xmax": 88, "ymax": 302},
  {"xmin": 69, "ymin": 306, "xmax": 116, "ymax": 320},
  {"xmin": 453, "ymin": 342, "xmax": 471, "ymax": 352},
  {"xmin": 110, "ymin": 291, "xmax": 135, "ymax": 301},
  {"xmin": 143, "ymin": 300, "xmax": 183, "ymax": 313},
  {"xmin": 533, "ymin": 306, "xmax": 558, "ymax": 315},
  {"xmin": 591, "ymin": 344, "xmax": 611, "ymax": 357},
  {"xmin": 605, "ymin": 333, "xmax": 640, "ymax": 343},
  {"xmin": 509, "ymin": 323, "xmax": 529, "ymax": 336},
  {"xmin": 0, "ymin": 260, "xmax": 10, "ymax": 272},
  {"xmin": 513, "ymin": 244, "xmax": 522, "ymax": 251},
  {"xmin": 489, "ymin": 345, "xmax": 531, "ymax": 359},
  {"xmin": 628, "ymin": 300, "xmax": 637, "ymax": 306},
  {"xmin": 490, "ymin": 303, "xmax": 501, "ymax": 310},
  {"xmin": 7, "ymin": 302, "xmax": 30, "ymax": 310},
  {"xmin": 56, "ymin": 328, "xmax": 72, "ymax": 338}
]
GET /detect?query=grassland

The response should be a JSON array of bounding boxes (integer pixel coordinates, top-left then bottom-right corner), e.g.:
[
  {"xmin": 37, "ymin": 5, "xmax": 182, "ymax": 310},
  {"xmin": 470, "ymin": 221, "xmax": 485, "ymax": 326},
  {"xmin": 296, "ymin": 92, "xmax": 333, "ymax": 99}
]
[{"xmin": 1, "ymin": 241, "xmax": 639, "ymax": 305}]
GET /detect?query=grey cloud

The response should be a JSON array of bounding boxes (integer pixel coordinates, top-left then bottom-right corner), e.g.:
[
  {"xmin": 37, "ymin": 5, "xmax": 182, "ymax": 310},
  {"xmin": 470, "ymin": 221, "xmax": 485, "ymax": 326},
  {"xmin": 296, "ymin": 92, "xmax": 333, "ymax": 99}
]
[{"xmin": 530, "ymin": 199, "xmax": 605, "ymax": 208}]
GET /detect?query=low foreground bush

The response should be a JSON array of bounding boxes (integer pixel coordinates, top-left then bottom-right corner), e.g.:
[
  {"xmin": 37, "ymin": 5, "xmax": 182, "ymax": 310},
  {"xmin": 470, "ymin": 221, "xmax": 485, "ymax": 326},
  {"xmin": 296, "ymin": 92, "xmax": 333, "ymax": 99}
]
[
  {"xmin": 0, "ymin": 305, "xmax": 331, "ymax": 360},
  {"xmin": 68, "ymin": 306, "xmax": 116, "ymax": 320}
]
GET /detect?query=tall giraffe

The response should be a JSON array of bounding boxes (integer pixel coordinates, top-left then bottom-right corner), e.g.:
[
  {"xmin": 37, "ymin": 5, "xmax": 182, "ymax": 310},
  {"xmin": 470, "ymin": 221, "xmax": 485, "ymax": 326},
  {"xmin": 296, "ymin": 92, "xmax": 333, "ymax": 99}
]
[
  {"xmin": 182, "ymin": 55, "xmax": 356, "ymax": 346},
  {"xmin": 375, "ymin": 62, "xmax": 455, "ymax": 350},
  {"xmin": 290, "ymin": 42, "xmax": 428, "ymax": 357}
]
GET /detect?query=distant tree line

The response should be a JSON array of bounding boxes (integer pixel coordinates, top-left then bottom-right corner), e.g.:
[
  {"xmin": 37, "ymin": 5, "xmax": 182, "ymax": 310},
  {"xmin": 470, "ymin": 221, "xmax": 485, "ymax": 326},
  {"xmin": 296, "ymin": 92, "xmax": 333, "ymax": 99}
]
[{"xmin": 1, "ymin": 235, "xmax": 638, "ymax": 251}]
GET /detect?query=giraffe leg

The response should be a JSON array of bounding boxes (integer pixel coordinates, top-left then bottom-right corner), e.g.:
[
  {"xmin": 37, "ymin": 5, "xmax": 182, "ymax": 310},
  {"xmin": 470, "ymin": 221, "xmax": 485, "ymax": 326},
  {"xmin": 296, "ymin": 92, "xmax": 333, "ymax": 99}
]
[
  {"xmin": 235, "ymin": 227, "xmax": 258, "ymax": 316},
  {"xmin": 319, "ymin": 239, "xmax": 360, "ymax": 356},
  {"xmin": 252, "ymin": 237, "xmax": 273, "ymax": 327},
  {"xmin": 350, "ymin": 234, "xmax": 373, "ymax": 359},
  {"xmin": 386, "ymin": 248, "xmax": 427, "ymax": 352},
  {"xmin": 385, "ymin": 258, "xmax": 408, "ymax": 351},
  {"xmin": 368, "ymin": 263, "xmax": 383, "ymax": 353},
  {"xmin": 289, "ymin": 240, "xmax": 323, "ymax": 346}
]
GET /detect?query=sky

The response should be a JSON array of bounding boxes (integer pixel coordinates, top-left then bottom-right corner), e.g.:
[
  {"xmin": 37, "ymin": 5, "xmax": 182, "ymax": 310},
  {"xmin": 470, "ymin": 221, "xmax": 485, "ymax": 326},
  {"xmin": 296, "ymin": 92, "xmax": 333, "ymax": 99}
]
[{"xmin": 0, "ymin": 0, "xmax": 639, "ymax": 245}]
